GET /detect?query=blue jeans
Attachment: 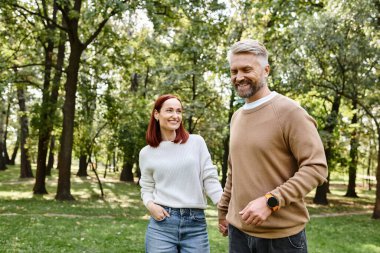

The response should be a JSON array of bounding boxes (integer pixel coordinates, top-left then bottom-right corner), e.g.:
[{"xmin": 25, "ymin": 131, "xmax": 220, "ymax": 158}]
[
  {"xmin": 228, "ymin": 224, "xmax": 308, "ymax": 253},
  {"xmin": 145, "ymin": 206, "xmax": 210, "ymax": 253}
]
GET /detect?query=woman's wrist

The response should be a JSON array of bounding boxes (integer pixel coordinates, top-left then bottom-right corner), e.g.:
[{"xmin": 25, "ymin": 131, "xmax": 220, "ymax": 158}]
[{"xmin": 147, "ymin": 201, "xmax": 155, "ymax": 210}]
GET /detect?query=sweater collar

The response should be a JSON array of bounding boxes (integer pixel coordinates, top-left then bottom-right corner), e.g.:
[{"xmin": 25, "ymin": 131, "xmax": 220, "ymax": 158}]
[
  {"xmin": 243, "ymin": 91, "xmax": 278, "ymax": 110},
  {"xmin": 241, "ymin": 93, "xmax": 281, "ymax": 114}
]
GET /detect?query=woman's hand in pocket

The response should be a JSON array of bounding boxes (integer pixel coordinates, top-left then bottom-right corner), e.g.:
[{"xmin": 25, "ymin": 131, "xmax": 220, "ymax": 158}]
[{"xmin": 147, "ymin": 201, "xmax": 170, "ymax": 221}]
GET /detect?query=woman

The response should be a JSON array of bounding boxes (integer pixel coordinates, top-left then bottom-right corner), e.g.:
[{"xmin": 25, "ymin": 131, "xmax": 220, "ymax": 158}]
[{"xmin": 139, "ymin": 94, "xmax": 223, "ymax": 253}]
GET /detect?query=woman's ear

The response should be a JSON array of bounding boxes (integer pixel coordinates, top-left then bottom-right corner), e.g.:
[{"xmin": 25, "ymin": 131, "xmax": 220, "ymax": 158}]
[{"xmin": 154, "ymin": 110, "xmax": 159, "ymax": 121}]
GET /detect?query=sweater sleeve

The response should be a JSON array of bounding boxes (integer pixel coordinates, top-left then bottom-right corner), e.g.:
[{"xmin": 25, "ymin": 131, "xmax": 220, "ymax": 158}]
[
  {"xmin": 273, "ymin": 105, "xmax": 328, "ymax": 207},
  {"xmin": 139, "ymin": 148, "xmax": 155, "ymax": 208},
  {"xmin": 217, "ymin": 155, "xmax": 232, "ymax": 219},
  {"xmin": 198, "ymin": 136, "xmax": 223, "ymax": 205},
  {"xmin": 217, "ymin": 109, "xmax": 240, "ymax": 219}
]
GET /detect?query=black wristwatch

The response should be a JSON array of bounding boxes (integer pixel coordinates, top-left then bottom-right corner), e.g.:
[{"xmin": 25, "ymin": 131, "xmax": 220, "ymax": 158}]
[{"xmin": 265, "ymin": 193, "xmax": 279, "ymax": 211}]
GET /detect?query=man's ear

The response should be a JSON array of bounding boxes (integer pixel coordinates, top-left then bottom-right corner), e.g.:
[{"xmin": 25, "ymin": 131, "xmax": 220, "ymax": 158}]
[{"xmin": 264, "ymin": 64, "xmax": 270, "ymax": 77}]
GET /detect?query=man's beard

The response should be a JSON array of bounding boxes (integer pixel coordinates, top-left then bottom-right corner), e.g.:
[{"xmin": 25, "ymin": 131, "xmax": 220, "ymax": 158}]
[{"xmin": 234, "ymin": 78, "xmax": 265, "ymax": 98}]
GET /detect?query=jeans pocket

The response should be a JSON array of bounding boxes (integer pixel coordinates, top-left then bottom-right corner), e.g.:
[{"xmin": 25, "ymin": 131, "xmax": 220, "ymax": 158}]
[
  {"xmin": 191, "ymin": 210, "xmax": 206, "ymax": 222},
  {"xmin": 152, "ymin": 216, "xmax": 168, "ymax": 222},
  {"xmin": 287, "ymin": 230, "xmax": 306, "ymax": 249}
]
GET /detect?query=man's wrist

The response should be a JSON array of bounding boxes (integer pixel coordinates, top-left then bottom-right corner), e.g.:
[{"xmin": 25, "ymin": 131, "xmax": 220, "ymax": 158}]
[{"xmin": 265, "ymin": 193, "xmax": 279, "ymax": 211}]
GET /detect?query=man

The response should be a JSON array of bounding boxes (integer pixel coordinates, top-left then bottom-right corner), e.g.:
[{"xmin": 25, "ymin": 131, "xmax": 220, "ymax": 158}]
[{"xmin": 217, "ymin": 39, "xmax": 328, "ymax": 253}]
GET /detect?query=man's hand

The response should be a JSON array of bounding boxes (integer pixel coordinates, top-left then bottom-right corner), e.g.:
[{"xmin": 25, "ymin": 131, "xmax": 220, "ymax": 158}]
[
  {"xmin": 147, "ymin": 201, "xmax": 170, "ymax": 221},
  {"xmin": 239, "ymin": 196, "xmax": 272, "ymax": 226},
  {"xmin": 218, "ymin": 218, "xmax": 229, "ymax": 237}
]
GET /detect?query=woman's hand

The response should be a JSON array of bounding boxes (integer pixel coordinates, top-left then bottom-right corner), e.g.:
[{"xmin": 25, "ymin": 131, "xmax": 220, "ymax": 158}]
[{"xmin": 147, "ymin": 201, "xmax": 170, "ymax": 221}]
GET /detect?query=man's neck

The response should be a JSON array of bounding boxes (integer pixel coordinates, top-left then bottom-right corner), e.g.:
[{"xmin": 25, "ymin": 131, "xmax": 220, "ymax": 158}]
[{"xmin": 245, "ymin": 86, "xmax": 271, "ymax": 103}]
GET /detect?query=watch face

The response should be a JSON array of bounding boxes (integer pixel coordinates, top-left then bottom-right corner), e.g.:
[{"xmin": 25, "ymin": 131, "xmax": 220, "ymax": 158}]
[{"xmin": 267, "ymin": 196, "xmax": 278, "ymax": 208}]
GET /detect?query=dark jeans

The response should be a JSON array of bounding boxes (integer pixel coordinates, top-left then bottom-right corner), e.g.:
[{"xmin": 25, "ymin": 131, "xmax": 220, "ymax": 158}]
[{"xmin": 228, "ymin": 224, "xmax": 308, "ymax": 253}]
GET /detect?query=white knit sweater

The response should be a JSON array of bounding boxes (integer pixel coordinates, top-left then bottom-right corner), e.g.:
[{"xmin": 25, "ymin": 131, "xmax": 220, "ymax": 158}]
[{"xmin": 139, "ymin": 134, "xmax": 223, "ymax": 209}]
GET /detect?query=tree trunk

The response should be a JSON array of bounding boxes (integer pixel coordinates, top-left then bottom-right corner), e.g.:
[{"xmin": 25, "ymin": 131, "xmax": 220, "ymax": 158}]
[
  {"xmin": 0, "ymin": 96, "xmax": 7, "ymax": 171},
  {"xmin": 55, "ymin": 41, "xmax": 83, "ymax": 201},
  {"xmin": 120, "ymin": 159, "xmax": 134, "ymax": 182},
  {"xmin": 314, "ymin": 94, "xmax": 341, "ymax": 205},
  {"xmin": 143, "ymin": 66, "xmax": 149, "ymax": 98},
  {"xmin": 367, "ymin": 143, "xmax": 373, "ymax": 191},
  {"xmin": 221, "ymin": 88, "xmax": 235, "ymax": 188},
  {"xmin": 17, "ymin": 86, "xmax": 33, "ymax": 178},
  {"xmin": 46, "ymin": 135, "xmax": 56, "ymax": 176},
  {"xmin": 104, "ymin": 155, "xmax": 109, "ymax": 178},
  {"xmin": 345, "ymin": 99, "xmax": 359, "ymax": 198},
  {"xmin": 55, "ymin": 0, "xmax": 122, "ymax": 200},
  {"xmin": 34, "ymin": 2, "xmax": 63, "ymax": 194},
  {"xmin": 77, "ymin": 154, "xmax": 88, "ymax": 177},
  {"xmin": 187, "ymin": 73, "xmax": 197, "ymax": 133},
  {"xmin": 113, "ymin": 152, "xmax": 118, "ymax": 172},
  {"xmin": 3, "ymin": 97, "xmax": 11, "ymax": 164},
  {"xmin": 9, "ymin": 135, "xmax": 19, "ymax": 165},
  {"xmin": 34, "ymin": 42, "xmax": 53, "ymax": 192},
  {"xmin": 372, "ymin": 130, "xmax": 380, "ymax": 219}
]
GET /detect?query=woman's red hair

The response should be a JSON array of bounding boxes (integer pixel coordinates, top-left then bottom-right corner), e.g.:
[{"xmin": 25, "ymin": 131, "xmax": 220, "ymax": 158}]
[{"xmin": 146, "ymin": 94, "xmax": 189, "ymax": 147}]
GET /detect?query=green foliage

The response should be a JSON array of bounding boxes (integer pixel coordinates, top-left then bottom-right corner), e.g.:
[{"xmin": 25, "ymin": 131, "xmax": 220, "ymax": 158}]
[
  {"xmin": 269, "ymin": 0, "xmax": 379, "ymax": 175},
  {"xmin": 0, "ymin": 0, "xmax": 378, "ymax": 207}
]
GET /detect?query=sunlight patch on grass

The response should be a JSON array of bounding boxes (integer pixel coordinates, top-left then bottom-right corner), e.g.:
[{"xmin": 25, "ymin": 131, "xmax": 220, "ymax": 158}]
[
  {"xmin": 0, "ymin": 178, "xmax": 35, "ymax": 185},
  {"xmin": 0, "ymin": 191, "xmax": 33, "ymax": 199},
  {"xmin": 70, "ymin": 189, "xmax": 94, "ymax": 199},
  {"xmin": 360, "ymin": 244, "xmax": 380, "ymax": 253},
  {"xmin": 205, "ymin": 206, "xmax": 218, "ymax": 218},
  {"xmin": 72, "ymin": 176, "xmax": 92, "ymax": 182},
  {"xmin": 141, "ymin": 214, "xmax": 150, "ymax": 220}
]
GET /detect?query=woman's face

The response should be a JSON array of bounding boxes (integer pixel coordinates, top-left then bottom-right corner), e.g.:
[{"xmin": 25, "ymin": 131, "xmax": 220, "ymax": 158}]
[{"xmin": 155, "ymin": 98, "xmax": 183, "ymax": 134}]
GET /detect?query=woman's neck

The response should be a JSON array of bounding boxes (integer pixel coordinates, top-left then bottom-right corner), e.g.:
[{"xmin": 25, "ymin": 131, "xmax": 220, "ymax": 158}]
[{"xmin": 161, "ymin": 131, "xmax": 176, "ymax": 141}]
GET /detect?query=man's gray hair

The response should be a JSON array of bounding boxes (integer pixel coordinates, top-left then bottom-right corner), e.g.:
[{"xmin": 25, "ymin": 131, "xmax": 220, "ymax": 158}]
[{"xmin": 227, "ymin": 39, "xmax": 269, "ymax": 66}]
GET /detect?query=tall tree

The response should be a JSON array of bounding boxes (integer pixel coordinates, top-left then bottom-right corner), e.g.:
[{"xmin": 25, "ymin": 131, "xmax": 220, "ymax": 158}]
[
  {"xmin": 54, "ymin": 0, "xmax": 131, "ymax": 200},
  {"xmin": 3, "ymin": 87, "xmax": 12, "ymax": 164},
  {"xmin": 33, "ymin": 1, "xmax": 65, "ymax": 194},
  {"xmin": 0, "ymin": 94, "xmax": 7, "ymax": 171},
  {"xmin": 16, "ymin": 84, "xmax": 33, "ymax": 178},
  {"xmin": 345, "ymin": 98, "xmax": 359, "ymax": 198},
  {"xmin": 75, "ymin": 72, "xmax": 97, "ymax": 177}
]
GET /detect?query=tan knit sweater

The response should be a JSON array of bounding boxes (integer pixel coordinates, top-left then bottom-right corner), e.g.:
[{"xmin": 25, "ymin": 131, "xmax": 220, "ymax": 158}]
[{"xmin": 218, "ymin": 94, "xmax": 328, "ymax": 238}]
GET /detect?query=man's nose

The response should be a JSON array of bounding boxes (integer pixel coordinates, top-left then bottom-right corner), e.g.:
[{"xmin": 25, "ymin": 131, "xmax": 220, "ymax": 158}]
[{"xmin": 236, "ymin": 72, "xmax": 245, "ymax": 82}]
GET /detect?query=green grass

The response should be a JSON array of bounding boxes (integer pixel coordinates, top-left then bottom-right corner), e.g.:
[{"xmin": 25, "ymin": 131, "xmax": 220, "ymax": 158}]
[
  {"xmin": 308, "ymin": 215, "xmax": 380, "ymax": 253},
  {"xmin": 0, "ymin": 165, "xmax": 379, "ymax": 252}
]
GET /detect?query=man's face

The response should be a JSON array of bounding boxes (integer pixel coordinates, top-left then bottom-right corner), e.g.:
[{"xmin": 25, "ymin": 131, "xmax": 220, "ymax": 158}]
[{"xmin": 229, "ymin": 53, "xmax": 269, "ymax": 100}]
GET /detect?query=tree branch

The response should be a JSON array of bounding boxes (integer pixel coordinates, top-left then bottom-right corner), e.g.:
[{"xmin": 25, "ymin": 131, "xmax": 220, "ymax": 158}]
[
  {"xmin": 10, "ymin": 3, "xmax": 67, "ymax": 32},
  {"xmin": 83, "ymin": 0, "xmax": 129, "ymax": 48}
]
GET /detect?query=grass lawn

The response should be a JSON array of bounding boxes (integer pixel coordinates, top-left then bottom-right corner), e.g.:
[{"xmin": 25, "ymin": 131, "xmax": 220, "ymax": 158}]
[{"xmin": 0, "ymin": 165, "xmax": 379, "ymax": 252}]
